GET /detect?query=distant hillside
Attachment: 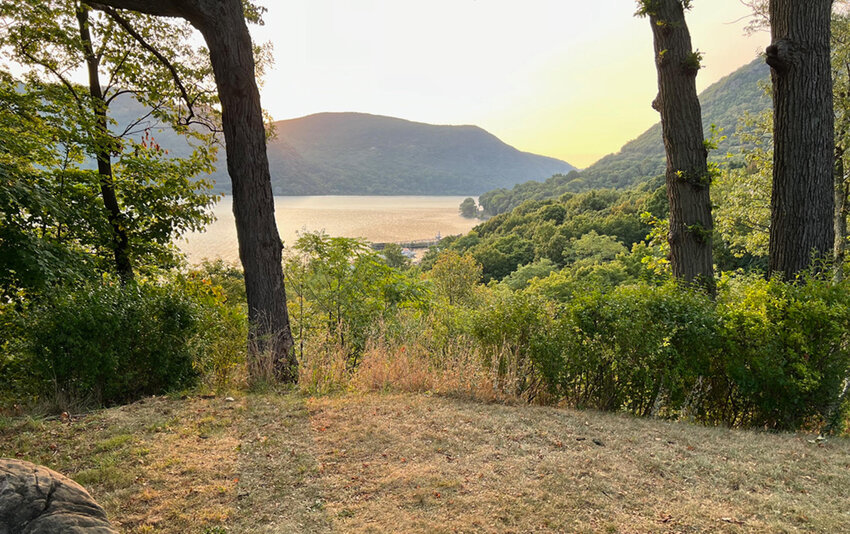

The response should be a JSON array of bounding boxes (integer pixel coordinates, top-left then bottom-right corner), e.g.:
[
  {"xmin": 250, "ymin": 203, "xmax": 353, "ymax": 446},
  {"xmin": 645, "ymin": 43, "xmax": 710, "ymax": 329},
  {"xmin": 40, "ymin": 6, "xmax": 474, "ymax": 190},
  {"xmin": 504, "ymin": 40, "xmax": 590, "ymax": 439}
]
[
  {"xmin": 260, "ymin": 113, "xmax": 575, "ymax": 195},
  {"xmin": 111, "ymin": 105, "xmax": 576, "ymax": 195},
  {"xmin": 479, "ymin": 58, "xmax": 771, "ymax": 215}
]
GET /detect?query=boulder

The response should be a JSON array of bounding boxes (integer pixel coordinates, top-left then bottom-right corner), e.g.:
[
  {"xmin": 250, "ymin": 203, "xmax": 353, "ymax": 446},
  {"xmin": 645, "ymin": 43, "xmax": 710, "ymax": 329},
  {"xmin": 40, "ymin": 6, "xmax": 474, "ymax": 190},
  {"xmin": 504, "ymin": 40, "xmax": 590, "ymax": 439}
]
[{"xmin": 0, "ymin": 458, "xmax": 117, "ymax": 534}]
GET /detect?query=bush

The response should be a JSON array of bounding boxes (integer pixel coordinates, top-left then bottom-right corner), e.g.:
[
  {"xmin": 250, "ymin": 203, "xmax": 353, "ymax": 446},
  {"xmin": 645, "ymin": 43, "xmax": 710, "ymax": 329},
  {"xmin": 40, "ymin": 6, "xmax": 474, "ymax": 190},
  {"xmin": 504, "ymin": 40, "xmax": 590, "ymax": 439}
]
[
  {"xmin": 471, "ymin": 288, "xmax": 554, "ymax": 400},
  {"xmin": 716, "ymin": 273, "xmax": 850, "ymax": 431},
  {"xmin": 18, "ymin": 276, "xmax": 244, "ymax": 409},
  {"xmin": 556, "ymin": 281, "xmax": 719, "ymax": 416}
]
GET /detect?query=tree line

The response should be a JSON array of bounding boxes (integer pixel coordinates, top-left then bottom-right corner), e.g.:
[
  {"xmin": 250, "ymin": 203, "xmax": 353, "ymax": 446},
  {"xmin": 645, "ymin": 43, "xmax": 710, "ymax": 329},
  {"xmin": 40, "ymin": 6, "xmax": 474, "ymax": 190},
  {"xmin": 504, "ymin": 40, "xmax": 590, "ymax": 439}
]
[{"xmin": 1, "ymin": 0, "xmax": 847, "ymax": 393}]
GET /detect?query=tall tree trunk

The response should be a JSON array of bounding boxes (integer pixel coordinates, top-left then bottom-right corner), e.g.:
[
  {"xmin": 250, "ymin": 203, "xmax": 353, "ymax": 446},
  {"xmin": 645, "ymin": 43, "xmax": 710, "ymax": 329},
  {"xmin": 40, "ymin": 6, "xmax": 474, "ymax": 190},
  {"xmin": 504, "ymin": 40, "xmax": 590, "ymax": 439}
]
[
  {"xmin": 76, "ymin": 5, "xmax": 134, "ymax": 282},
  {"xmin": 194, "ymin": 1, "xmax": 295, "ymax": 380},
  {"xmin": 766, "ymin": 0, "xmax": 834, "ymax": 279},
  {"xmin": 645, "ymin": 0, "xmax": 715, "ymax": 294},
  {"xmin": 87, "ymin": 0, "xmax": 297, "ymax": 380}
]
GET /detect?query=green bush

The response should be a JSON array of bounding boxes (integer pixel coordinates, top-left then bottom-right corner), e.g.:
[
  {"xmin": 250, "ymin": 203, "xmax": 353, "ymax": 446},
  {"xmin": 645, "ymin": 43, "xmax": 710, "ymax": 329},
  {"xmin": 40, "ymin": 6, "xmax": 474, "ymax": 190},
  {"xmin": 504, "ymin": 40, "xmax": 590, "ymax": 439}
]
[
  {"xmin": 471, "ymin": 289, "xmax": 554, "ymax": 399},
  {"xmin": 20, "ymin": 276, "xmax": 243, "ymax": 408},
  {"xmin": 557, "ymin": 281, "xmax": 719, "ymax": 415},
  {"xmin": 716, "ymin": 273, "xmax": 850, "ymax": 430},
  {"xmin": 508, "ymin": 273, "xmax": 850, "ymax": 433}
]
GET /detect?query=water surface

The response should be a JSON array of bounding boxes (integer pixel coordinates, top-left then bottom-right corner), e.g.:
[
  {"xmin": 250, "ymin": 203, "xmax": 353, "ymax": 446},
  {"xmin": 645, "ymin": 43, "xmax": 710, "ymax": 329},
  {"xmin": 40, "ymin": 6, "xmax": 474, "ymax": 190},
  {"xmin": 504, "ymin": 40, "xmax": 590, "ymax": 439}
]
[{"xmin": 179, "ymin": 195, "xmax": 478, "ymax": 264}]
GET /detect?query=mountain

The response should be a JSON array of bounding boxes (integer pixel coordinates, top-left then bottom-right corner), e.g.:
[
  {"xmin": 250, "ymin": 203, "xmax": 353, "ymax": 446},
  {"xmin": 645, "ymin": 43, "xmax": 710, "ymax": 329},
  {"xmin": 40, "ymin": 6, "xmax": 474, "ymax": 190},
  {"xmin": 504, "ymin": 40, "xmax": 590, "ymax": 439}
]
[
  {"xmin": 260, "ymin": 113, "xmax": 575, "ymax": 195},
  {"xmin": 579, "ymin": 57, "xmax": 770, "ymax": 190},
  {"xmin": 110, "ymin": 104, "xmax": 576, "ymax": 195},
  {"xmin": 479, "ymin": 58, "xmax": 771, "ymax": 215}
]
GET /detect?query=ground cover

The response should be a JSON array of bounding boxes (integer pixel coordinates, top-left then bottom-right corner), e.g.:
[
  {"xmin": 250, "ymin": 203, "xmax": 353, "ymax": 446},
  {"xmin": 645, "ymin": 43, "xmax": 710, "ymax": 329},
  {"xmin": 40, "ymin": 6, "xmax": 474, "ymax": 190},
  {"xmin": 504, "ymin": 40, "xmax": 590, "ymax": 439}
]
[{"xmin": 1, "ymin": 392, "xmax": 848, "ymax": 533}]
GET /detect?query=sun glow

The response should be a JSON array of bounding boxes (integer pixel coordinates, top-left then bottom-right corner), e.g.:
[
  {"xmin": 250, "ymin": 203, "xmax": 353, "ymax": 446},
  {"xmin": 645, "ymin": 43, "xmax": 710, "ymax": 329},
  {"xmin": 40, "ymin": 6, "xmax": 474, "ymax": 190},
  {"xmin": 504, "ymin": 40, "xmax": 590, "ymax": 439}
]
[{"xmin": 250, "ymin": 0, "xmax": 769, "ymax": 169}]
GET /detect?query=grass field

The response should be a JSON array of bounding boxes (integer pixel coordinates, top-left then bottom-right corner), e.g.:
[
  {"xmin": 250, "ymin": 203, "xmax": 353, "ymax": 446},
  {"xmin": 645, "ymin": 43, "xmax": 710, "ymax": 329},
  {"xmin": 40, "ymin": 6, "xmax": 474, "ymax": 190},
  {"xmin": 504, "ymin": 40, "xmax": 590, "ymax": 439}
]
[{"xmin": 1, "ymin": 391, "xmax": 848, "ymax": 533}]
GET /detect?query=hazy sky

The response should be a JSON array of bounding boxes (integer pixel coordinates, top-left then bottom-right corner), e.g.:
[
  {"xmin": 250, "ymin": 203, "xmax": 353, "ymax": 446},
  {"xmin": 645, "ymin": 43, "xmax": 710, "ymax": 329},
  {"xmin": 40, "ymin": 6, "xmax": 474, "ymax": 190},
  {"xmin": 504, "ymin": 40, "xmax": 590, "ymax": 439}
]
[{"xmin": 251, "ymin": 0, "xmax": 769, "ymax": 169}]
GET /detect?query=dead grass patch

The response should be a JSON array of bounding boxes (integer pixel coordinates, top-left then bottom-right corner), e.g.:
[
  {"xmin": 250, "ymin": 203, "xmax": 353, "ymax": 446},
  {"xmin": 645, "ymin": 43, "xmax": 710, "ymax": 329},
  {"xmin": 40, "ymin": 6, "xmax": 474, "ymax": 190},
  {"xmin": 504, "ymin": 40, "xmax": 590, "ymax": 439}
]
[
  {"xmin": 0, "ymin": 395, "xmax": 243, "ymax": 533},
  {"xmin": 3, "ymin": 389, "xmax": 849, "ymax": 533},
  {"xmin": 307, "ymin": 393, "xmax": 850, "ymax": 533},
  {"xmin": 229, "ymin": 391, "xmax": 331, "ymax": 533}
]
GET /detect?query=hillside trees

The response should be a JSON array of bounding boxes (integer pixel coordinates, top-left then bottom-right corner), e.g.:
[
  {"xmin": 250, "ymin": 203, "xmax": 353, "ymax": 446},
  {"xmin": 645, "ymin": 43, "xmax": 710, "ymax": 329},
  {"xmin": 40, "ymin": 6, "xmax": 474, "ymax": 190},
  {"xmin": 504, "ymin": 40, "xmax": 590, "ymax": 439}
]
[
  {"xmin": 766, "ymin": 0, "xmax": 835, "ymax": 278},
  {"xmin": 832, "ymin": 10, "xmax": 850, "ymax": 280},
  {"xmin": 82, "ymin": 0, "xmax": 296, "ymax": 380},
  {"xmin": 637, "ymin": 0, "xmax": 716, "ymax": 294},
  {"xmin": 0, "ymin": 0, "xmax": 215, "ymax": 281}
]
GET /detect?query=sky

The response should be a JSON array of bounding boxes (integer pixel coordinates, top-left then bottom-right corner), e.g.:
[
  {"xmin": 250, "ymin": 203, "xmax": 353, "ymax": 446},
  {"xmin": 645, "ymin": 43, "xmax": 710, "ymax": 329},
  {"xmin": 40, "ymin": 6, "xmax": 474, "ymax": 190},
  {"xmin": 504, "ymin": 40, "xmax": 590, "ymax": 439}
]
[{"xmin": 249, "ymin": 0, "xmax": 770, "ymax": 169}]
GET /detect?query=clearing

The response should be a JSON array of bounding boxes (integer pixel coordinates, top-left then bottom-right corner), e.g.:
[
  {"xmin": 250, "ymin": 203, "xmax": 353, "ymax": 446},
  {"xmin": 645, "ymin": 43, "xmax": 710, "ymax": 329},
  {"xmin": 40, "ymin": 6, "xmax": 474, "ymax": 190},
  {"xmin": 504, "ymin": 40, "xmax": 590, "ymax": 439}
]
[{"xmin": 1, "ymin": 392, "xmax": 848, "ymax": 533}]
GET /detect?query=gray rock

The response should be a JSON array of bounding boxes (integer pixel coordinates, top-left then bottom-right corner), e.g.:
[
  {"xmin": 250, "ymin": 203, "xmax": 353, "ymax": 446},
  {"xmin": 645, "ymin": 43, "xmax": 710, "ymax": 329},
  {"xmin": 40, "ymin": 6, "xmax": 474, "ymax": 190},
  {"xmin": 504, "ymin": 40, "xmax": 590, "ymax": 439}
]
[{"xmin": 0, "ymin": 458, "xmax": 117, "ymax": 534}]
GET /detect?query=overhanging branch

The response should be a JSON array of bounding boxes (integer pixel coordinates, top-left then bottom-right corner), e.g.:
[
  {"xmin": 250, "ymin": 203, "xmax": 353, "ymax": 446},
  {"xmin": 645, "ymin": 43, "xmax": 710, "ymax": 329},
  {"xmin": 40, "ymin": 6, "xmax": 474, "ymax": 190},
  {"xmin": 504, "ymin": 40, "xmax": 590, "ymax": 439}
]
[
  {"xmin": 84, "ymin": 0, "xmax": 186, "ymax": 18},
  {"xmin": 94, "ymin": 4, "xmax": 198, "ymax": 126}
]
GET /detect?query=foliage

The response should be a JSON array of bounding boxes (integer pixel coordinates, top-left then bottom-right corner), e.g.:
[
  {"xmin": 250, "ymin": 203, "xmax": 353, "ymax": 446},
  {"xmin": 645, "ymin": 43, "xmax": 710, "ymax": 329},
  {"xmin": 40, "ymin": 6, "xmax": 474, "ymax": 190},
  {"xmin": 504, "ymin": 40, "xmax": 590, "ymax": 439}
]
[
  {"xmin": 713, "ymin": 110, "xmax": 772, "ymax": 259},
  {"xmin": 470, "ymin": 288, "xmax": 553, "ymax": 400},
  {"xmin": 0, "ymin": 0, "xmax": 221, "ymax": 280},
  {"xmin": 440, "ymin": 186, "xmax": 661, "ymax": 283},
  {"xmin": 2, "ymin": 276, "xmax": 246, "ymax": 409},
  {"xmin": 459, "ymin": 197, "xmax": 478, "ymax": 218},
  {"xmin": 501, "ymin": 258, "xmax": 558, "ymax": 290},
  {"xmin": 717, "ymin": 273, "xmax": 850, "ymax": 430},
  {"xmin": 285, "ymin": 232, "xmax": 428, "ymax": 359},
  {"xmin": 188, "ymin": 259, "xmax": 246, "ymax": 306},
  {"xmin": 0, "ymin": 76, "xmax": 97, "ymax": 296},
  {"xmin": 428, "ymin": 250, "xmax": 482, "ymax": 305},
  {"xmin": 554, "ymin": 281, "xmax": 719, "ymax": 415},
  {"xmin": 478, "ymin": 59, "xmax": 770, "ymax": 216},
  {"xmin": 380, "ymin": 243, "xmax": 411, "ymax": 270}
]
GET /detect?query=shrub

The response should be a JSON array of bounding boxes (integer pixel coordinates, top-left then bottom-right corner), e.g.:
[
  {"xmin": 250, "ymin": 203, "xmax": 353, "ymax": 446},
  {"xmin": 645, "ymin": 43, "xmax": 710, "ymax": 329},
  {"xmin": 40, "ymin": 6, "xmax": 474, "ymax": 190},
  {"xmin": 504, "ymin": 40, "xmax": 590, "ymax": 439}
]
[
  {"xmin": 21, "ymin": 276, "xmax": 243, "ymax": 409},
  {"xmin": 716, "ymin": 273, "xmax": 850, "ymax": 431},
  {"xmin": 471, "ymin": 288, "xmax": 557, "ymax": 401},
  {"xmin": 557, "ymin": 281, "xmax": 719, "ymax": 415}
]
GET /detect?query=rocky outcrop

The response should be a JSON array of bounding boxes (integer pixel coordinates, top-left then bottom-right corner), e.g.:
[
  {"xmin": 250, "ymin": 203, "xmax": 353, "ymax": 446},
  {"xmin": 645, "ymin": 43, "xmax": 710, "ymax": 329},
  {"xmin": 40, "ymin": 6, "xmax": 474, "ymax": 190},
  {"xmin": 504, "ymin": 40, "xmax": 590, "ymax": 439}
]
[{"xmin": 0, "ymin": 458, "xmax": 117, "ymax": 533}]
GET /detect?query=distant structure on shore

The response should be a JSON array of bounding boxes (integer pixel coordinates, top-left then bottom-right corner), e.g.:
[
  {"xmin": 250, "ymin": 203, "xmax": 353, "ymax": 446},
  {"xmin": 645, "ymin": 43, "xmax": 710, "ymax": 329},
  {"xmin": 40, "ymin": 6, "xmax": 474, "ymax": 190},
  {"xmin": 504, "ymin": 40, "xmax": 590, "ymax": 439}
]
[{"xmin": 370, "ymin": 232, "xmax": 444, "ymax": 252}]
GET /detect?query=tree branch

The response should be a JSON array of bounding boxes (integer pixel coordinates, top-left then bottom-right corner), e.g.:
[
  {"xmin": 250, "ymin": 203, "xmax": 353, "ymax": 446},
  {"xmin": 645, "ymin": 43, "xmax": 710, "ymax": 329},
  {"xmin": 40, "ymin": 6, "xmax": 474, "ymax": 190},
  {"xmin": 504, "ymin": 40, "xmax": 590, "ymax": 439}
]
[
  {"xmin": 84, "ymin": 0, "xmax": 186, "ymax": 18},
  {"xmin": 93, "ymin": 4, "xmax": 198, "ymax": 126},
  {"xmin": 103, "ymin": 50, "xmax": 131, "ymax": 95},
  {"xmin": 19, "ymin": 48, "xmax": 85, "ymax": 112}
]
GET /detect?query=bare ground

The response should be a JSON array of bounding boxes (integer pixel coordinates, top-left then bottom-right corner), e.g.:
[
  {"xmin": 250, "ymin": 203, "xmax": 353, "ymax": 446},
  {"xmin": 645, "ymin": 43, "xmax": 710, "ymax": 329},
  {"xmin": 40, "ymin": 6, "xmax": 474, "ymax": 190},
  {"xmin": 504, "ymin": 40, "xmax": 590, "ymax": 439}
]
[{"xmin": 1, "ymin": 392, "xmax": 848, "ymax": 533}]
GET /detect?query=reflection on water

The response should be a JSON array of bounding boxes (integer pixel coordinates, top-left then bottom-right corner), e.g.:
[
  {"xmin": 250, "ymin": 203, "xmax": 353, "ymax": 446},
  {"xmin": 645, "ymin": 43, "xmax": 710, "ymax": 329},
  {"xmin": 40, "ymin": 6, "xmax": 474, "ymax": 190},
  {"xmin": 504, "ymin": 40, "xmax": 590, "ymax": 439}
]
[{"xmin": 178, "ymin": 195, "xmax": 479, "ymax": 264}]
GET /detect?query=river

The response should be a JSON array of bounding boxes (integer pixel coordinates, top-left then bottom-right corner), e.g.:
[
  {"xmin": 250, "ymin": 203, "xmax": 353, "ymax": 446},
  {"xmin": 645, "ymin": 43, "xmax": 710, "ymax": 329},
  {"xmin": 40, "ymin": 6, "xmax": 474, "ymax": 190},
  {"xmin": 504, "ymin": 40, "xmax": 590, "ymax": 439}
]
[{"xmin": 178, "ymin": 195, "xmax": 479, "ymax": 264}]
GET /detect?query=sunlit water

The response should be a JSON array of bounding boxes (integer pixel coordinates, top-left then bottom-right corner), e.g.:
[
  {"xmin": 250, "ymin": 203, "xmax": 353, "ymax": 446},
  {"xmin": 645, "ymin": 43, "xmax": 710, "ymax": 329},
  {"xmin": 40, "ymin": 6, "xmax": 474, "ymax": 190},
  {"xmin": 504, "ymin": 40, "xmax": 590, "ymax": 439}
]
[{"xmin": 178, "ymin": 195, "xmax": 479, "ymax": 264}]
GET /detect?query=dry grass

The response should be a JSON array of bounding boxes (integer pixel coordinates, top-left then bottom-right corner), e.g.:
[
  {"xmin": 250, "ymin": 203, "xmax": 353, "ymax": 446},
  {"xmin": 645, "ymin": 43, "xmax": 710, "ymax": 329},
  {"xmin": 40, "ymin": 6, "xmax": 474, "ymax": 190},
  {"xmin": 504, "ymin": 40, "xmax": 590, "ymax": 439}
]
[
  {"xmin": 299, "ymin": 335, "xmax": 513, "ymax": 404},
  {"xmin": 2, "ymin": 391, "xmax": 849, "ymax": 533},
  {"xmin": 308, "ymin": 394, "xmax": 850, "ymax": 533},
  {"xmin": 0, "ymin": 395, "xmax": 242, "ymax": 533}
]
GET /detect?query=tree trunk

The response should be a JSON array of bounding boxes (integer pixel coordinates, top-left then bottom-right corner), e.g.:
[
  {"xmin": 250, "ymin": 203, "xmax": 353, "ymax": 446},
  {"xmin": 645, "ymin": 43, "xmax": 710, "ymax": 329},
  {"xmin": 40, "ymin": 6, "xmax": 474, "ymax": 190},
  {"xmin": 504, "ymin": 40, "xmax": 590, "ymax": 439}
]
[
  {"xmin": 87, "ymin": 0, "xmax": 296, "ymax": 380},
  {"xmin": 646, "ymin": 0, "xmax": 715, "ymax": 294},
  {"xmin": 766, "ymin": 0, "xmax": 835, "ymax": 279},
  {"xmin": 77, "ymin": 5, "xmax": 134, "ymax": 282},
  {"xmin": 194, "ymin": 1, "xmax": 295, "ymax": 380}
]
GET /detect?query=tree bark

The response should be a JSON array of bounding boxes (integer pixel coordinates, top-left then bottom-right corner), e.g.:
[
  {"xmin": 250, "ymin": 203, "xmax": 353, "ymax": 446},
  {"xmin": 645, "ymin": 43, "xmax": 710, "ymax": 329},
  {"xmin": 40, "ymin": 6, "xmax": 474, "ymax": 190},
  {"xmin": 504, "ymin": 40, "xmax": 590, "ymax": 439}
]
[
  {"xmin": 767, "ymin": 0, "xmax": 835, "ymax": 279},
  {"xmin": 77, "ymin": 4, "xmax": 134, "ymax": 282},
  {"xmin": 646, "ymin": 0, "xmax": 715, "ymax": 294},
  {"xmin": 87, "ymin": 0, "xmax": 296, "ymax": 380}
]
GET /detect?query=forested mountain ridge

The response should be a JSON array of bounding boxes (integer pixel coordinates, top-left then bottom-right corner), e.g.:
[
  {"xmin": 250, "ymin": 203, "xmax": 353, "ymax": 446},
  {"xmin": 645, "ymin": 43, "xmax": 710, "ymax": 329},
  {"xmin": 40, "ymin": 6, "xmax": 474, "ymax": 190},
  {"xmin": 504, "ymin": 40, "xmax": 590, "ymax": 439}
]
[
  {"xmin": 112, "ymin": 105, "xmax": 577, "ymax": 195},
  {"xmin": 479, "ymin": 58, "xmax": 771, "ymax": 215},
  {"xmin": 261, "ymin": 113, "xmax": 576, "ymax": 195}
]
